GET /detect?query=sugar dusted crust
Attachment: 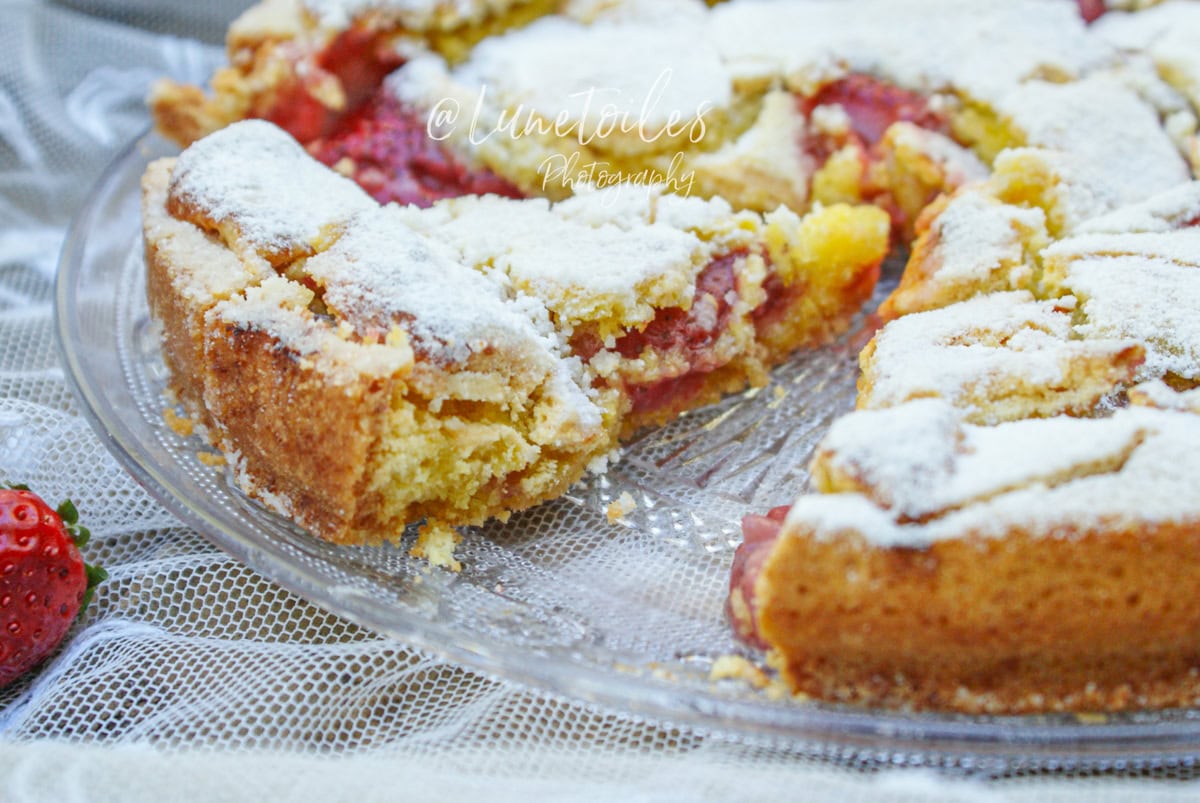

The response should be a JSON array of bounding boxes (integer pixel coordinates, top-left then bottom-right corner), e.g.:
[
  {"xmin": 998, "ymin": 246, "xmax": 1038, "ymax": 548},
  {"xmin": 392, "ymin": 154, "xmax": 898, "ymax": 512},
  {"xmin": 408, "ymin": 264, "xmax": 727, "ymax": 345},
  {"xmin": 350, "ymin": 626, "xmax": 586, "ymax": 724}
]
[
  {"xmin": 144, "ymin": 120, "xmax": 888, "ymax": 543},
  {"xmin": 858, "ymin": 291, "xmax": 1145, "ymax": 424},
  {"xmin": 748, "ymin": 403, "xmax": 1200, "ymax": 713}
]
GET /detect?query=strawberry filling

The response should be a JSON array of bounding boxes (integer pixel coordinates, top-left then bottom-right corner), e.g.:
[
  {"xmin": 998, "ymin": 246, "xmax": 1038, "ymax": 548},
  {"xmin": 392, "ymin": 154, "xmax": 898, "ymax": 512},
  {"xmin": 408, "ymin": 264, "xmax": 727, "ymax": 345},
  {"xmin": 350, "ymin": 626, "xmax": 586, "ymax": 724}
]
[
  {"xmin": 798, "ymin": 74, "xmax": 956, "ymax": 232},
  {"xmin": 1076, "ymin": 0, "xmax": 1107, "ymax": 23},
  {"xmin": 608, "ymin": 250, "xmax": 742, "ymax": 418},
  {"xmin": 570, "ymin": 248, "xmax": 820, "ymax": 420},
  {"xmin": 616, "ymin": 250, "xmax": 739, "ymax": 362},
  {"xmin": 728, "ymin": 505, "xmax": 790, "ymax": 648},
  {"xmin": 307, "ymin": 90, "xmax": 526, "ymax": 207},
  {"xmin": 259, "ymin": 28, "xmax": 407, "ymax": 143},
  {"xmin": 801, "ymin": 74, "xmax": 950, "ymax": 153}
]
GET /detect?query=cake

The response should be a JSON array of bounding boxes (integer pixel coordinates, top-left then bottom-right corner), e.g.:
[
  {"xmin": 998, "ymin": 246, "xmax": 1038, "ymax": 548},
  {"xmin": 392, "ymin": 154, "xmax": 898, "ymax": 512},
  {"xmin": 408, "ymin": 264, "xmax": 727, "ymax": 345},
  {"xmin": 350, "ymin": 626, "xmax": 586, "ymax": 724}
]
[
  {"xmin": 144, "ymin": 0, "xmax": 1200, "ymax": 713},
  {"xmin": 143, "ymin": 119, "xmax": 887, "ymax": 543}
]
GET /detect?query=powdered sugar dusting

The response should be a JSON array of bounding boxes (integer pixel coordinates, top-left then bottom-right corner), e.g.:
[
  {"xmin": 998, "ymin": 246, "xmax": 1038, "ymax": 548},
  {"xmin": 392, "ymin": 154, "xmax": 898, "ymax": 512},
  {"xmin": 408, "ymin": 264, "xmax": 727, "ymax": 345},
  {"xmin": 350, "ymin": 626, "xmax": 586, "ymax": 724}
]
[
  {"xmin": 1094, "ymin": 0, "xmax": 1200, "ymax": 109},
  {"xmin": 862, "ymin": 291, "xmax": 1137, "ymax": 413},
  {"xmin": 302, "ymin": 205, "xmax": 557, "ymax": 368},
  {"xmin": 1068, "ymin": 255, "xmax": 1200, "ymax": 380},
  {"xmin": 791, "ymin": 407, "xmax": 1200, "ymax": 548},
  {"xmin": 170, "ymin": 121, "xmax": 374, "ymax": 260},
  {"xmin": 498, "ymin": 221, "xmax": 703, "ymax": 321},
  {"xmin": 923, "ymin": 191, "xmax": 1044, "ymax": 284},
  {"xmin": 212, "ymin": 276, "xmax": 413, "ymax": 383},
  {"xmin": 1045, "ymin": 229, "xmax": 1200, "ymax": 269},
  {"xmin": 1129, "ymin": 378, "xmax": 1200, "ymax": 414},
  {"xmin": 931, "ymin": 408, "xmax": 1200, "ymax": 540},
  {"xmin": 816, "ymin": 399, "xmax": 1149, "ymax": 521},
  {"xmin": 447, "ymin": 15, "xmax": 730, "ymax": 144},
  {"xmin": 1076, "ymin": 181, "xmax": 1200, "ymax": 234},
  {"xmin": 710, "ymin": 0, "xmax": 1114, "ymax": 102},
  {"xmin": 996, "ymin": 76, "xmax": 1190, "ymax": 207},
  {"xmin": 398, "ymin": 189, "xmax": 717, "ymax": 329},
  {"xmin": 300, "ymin": 0, "xmax": 523, "ymax": 31}
]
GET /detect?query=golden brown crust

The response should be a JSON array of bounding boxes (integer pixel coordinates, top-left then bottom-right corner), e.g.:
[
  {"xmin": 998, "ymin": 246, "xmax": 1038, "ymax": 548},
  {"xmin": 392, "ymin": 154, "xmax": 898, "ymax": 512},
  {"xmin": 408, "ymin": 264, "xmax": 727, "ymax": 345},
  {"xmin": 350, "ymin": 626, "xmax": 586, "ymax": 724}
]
[
  {"xmin": 756, "ymin": 522, "xmax": 1200, "ymax": 714},
  {"xmin": 141, "ymin": 159, "xmax": 274, "ymax": 417},
  {"xmin": 204, "ymin": 322, "xmax": 397, "ymax": 542}
]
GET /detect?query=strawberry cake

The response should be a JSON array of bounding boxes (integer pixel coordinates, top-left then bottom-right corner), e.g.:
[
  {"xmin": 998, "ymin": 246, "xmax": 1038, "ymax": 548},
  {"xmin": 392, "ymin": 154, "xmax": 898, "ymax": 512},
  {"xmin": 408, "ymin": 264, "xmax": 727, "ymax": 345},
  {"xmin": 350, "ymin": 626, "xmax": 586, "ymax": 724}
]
[
  {"xmin": 146, "ymin": 0, "xmax": 1200, "ymax": 712},
  {"xmin": 143, "ymin": 119, "xmax": 887, "ymax": 542}
]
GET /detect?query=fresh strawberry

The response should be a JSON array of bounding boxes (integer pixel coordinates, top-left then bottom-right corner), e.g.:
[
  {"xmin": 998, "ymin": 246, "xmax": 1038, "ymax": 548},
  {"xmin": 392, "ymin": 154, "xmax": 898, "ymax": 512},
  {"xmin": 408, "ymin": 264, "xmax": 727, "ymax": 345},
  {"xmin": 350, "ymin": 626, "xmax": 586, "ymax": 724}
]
[{"xmin": 0, "ymin": 486, "xmax": 106, "ymax": 687}]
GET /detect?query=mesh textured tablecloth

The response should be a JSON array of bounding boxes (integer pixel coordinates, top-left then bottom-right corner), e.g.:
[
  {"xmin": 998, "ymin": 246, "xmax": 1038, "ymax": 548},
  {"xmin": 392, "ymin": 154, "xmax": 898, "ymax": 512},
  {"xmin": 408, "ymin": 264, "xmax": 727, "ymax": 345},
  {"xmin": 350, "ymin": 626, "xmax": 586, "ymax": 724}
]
[{"xmin": 4, "ymin": 1, "xmax": 1200, "ymax": 799}]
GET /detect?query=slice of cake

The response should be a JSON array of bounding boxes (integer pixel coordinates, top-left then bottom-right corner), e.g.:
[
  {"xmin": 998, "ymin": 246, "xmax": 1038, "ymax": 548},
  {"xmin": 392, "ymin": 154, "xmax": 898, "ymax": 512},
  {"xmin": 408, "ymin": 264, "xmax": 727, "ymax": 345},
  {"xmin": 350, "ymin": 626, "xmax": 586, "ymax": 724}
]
[
  {"xmin": 732, "ymin": 402, "xmax": 1200, "ymax": 713},
  {"xmin": 144, "ymin": 120, "xmax": 889, "ymax": 541}
]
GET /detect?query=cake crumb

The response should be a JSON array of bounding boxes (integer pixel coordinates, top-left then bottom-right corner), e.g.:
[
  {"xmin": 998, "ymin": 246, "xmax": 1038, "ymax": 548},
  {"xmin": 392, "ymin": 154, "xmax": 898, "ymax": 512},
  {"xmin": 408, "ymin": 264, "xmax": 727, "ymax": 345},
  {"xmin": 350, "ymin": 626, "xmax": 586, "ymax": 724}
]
[
  {"xmin": 710, "ymin": 655, "xmax": 769, "ymax": 688},
  {"xmin": 606, "ymin": 491, "xmax": 637, "ymax": 523},
  {"xmin": 410, "ymin": 519, "xmax": 463, "ymax": 572},
  {"xmin": 197, "ymin": 451, "xmax": 226, "ymax": 467},
  {"xmin": 164, "ymin": 407, "xmax": 196, "ymax": 437},
  {"xmin": 1074, "ymin": 712, "xmax": 1109, "ymax": 725}
]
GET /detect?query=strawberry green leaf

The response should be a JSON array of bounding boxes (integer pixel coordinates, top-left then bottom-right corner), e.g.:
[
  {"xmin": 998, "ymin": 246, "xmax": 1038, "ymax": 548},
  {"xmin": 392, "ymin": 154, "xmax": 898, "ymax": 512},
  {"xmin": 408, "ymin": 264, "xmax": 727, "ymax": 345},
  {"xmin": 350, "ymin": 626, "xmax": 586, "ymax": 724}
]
[
  {"xmin": 85, "ymin": 564, "xmax": 108, "ymax": 589},
  {"xmin": 56, "ymin": 500, "xmax": 79, "ymax": 526},
  {"xmin": 71, "ymin": 525, "xmax": 91, "ymax": 548},
  {"xmin": 79, "ymin": 588, "xmax": 96, "ymax": 616}
]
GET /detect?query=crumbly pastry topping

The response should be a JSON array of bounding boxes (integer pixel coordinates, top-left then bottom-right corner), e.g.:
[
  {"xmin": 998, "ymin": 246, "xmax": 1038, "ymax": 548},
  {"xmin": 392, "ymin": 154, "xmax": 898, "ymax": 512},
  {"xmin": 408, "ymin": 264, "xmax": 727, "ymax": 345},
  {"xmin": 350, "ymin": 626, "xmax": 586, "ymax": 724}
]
[
  {"xmin": 708, "ymin": 0, "xmax": 1113, "ymax": 103},
  {"xmin": 456, "ymin": 16, "xmax": 729, "ymax": 144},
  {"xmin": 142, "ymin": 159, "xmax": 277, "ymax": 304},
  {"xmin": 300, "ymin": 205, "xmax": 575, "ymax": 376},
  {"xmin": 1129, "ymin": 378, "xmax": 1200, "ymax": 413},
  {"xmin": 1094, "ymin": 0, "xmax": 1200, "ymax": 111},
  {"xmin": 812, "ymin": 399, "xmax": 1149, "ymax": 521},
  {"xmin": 1044, "ymin": 228, "xmax": 1200, "ymax": 272},
  {"xmin": 1039, "ymin": 180, "xmax": 1200, "ymax": 272},
  {"xmin": 388, "ymin": 11, "xmax": 734, "ymax": 171},
  {"xmin": 992, "ymin": 76, "xmax": 1191, "ymax": 208},
  {"xmin": 1074, "ymin": 180, "xmax": 1200, "ymax": 234},
  {"xmin": 210, "ymin": 275, "xmax": 415, "ymax": 385},
  {"xmin": 880, "ymin": 189, "xmax": 1047, "ymax": 318},
  {"xmin": 792, "ymin": 402, "xmax": 1200, "ymax": 548},
  {"xmin": 168, "ymin": 120, "xmax": 376, "ymax": 264},
  {"xmin": 417, "ymin": 196, "xmax": 711, "ymax": 331},
  {"xmin": 1064, "ymin": 255, "xmax": 1200, "ymax": 381},
  {"xmin": 301, "ymin": 0, "xmax": 531, "ymax": 30},
  {"xmin": 858, "ymin": 290, "xmax": 1144, "ymax": 422}
]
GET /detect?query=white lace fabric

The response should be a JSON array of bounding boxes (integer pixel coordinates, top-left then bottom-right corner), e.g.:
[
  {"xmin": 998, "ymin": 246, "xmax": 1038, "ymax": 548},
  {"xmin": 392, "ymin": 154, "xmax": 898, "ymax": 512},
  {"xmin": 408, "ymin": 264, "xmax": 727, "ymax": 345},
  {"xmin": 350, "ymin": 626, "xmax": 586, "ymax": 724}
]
[{"xmin": 3, "ymin": 1, "xmax": 1200, "ymax": 799}]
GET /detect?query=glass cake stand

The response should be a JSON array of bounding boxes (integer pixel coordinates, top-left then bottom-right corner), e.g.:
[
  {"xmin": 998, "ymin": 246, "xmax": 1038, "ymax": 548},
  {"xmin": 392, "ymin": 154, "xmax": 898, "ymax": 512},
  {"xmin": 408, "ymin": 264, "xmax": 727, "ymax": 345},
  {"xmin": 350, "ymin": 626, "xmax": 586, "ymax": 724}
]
[{"xmin": 55, "ymin": 130, "xmax": 1200, "ymax": 770}]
